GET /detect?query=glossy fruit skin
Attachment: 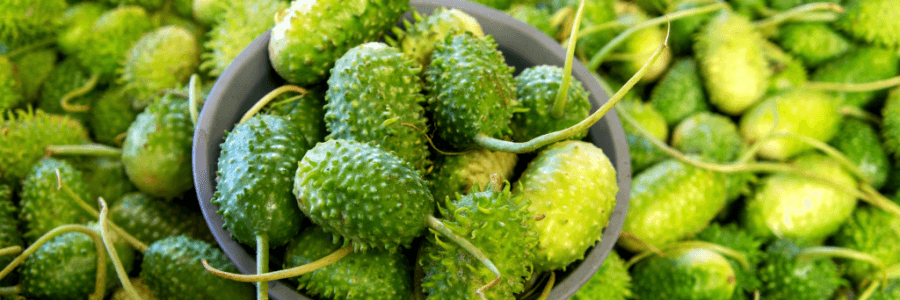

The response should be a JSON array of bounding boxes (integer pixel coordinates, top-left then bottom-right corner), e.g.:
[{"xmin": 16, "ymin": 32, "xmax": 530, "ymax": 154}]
[
  {"xmin": 19, "ymin": 158, "xmax": 94, "ymax": 242},
  {"xmin": 632, "ymin": 248, "xmax": 737, "ymax": 300},
  {"xmin": 284, "ymin": 226, "xmax": 412, "ymax": 300},
  {"xmin": 832, "ymin": 206, "xmax": 900, "ymax": 282},
  {"xmin": 122, "ymin": 93, "xmax": 193, "ymax": 199},
  {"xmin": 0, "ymin": 185, "xmax": 23, "ymax": 286},
  {"xmin": 122, "ymin": 25, "xmax": 200, "ymax": 109},
  {"xmin": 618, "ymin": 99, "xmax": 668, "ymax": 174},
  {"xmin": 830, "ymin": 119, "xmax": 889, "ymax": 189},
  {"xmin": 57, "ymin": 2, "xmax": 108, "ymax": 56},
  {"xmin": 76, "ymin": 6, "xmax": 155, "ymax": 82},
  {"xmin": 757, "ymin": 239, "xmax": 842, "ymax": 300},
  {"xmin": 696, "ymin": 223, "xmax": 764, "ymax": 299},
  {"xmin": 111, "ymin": 192, "xmax": 214, "ymax": 245},
  {"xmin": 141, "ymin": 235, "xmax": 254, "ymax": 300},
  {"xmin": 649, "ymin": 59, "xmax": 709, "ymax": 127},
  {"xmin": 267, "ymin": 88, "xmax": 327, "ymax": 148},
  {"xmin": 201, "ymin": 0, "xmax": 286, "ymax": 77},
  {"xmin": 776, "ymin": 22, "xmax": 851, "ymax": 67},
  {"xmin": 513, "ymin": 140, "xmax": 617, "ymax": 271},
  {"xmin": 570, "ymin": 251, "xmax": 632, "ymax": 300},
  {"xmin": 293, "ymin": 139, "xmax": 433, "ymax": 252},
  {"xmin": 510, "ymin": 65, "xmax": 591, "ymax": 142},
  {"xmin": 325, "ymin": 42, "xmax": 430, "ymax": 172},
  {"xmin": 0, "ymin": 55, "xmax": 23, "ymax": 113},
  {"xmin": 672, "ymin": 112, "xmax": 742, "ymax": 164},
  {"xmin": 0, "ymin": 109, "xmax": 90, "ymax": 187},
  {"xmin": 811, "ymin": 46, "xmax": 900, "ymax": 108},
  {"xmin": 739, "ymin": 89, "xmax": 841, "ymax": 161},
  {"xmin": 88, "ymin": 87, "xmax": 138, "ymax": 146},
  {"xmin": 213, "ymin": 114, "xmax": 310, "ymax": 248},
  {"xmin": 425, "ymin": 33, "xmax": 517, "ymax": 149},
  {"xmin": 837, "ymin": 0, "xmax": 900, "ymax": 48},
  {"xmin": 268, "ymin": 0, "xmax": 409, "ymax": 85},
  {"xmin": 390, "ymin": 8, "xmax": 484, "ymax": 69},
  {"xmin": 428, "ymin": 149, "xmax": 517, "ymax": 204},
  {"xmin": 609, "ymin": 2, "xmax": 672, "ymax": 84}
]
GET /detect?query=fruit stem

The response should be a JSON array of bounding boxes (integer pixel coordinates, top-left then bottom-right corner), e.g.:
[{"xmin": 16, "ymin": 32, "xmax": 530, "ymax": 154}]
[
  {"xmin": 799, "ymin": 246, "xmax": 885, "ymax": 273},
  {"xmin": 569, "ymin": 21, "xmax": 624, "ymax": 43},
  {"xmin": 0, "ymin": 246, "xmax": 22, "ymax": 257},
  {"xmin": 551, "ymin": 0, "xmax": 586, "ymax": 119},
  {"xmin": 753, "ymin": 2, "xmax": 845, "ymax": 30},
  {"xmin": 60, "ymin": 73, "xmax": 99, "ymax": 113},
  {"xmin": 857, "ymin": 280, "xmax": 881, "ymax": 300},
  {"xmin": 767, "ymin": 132, "xmax": 869, "ymax": 184},
  {"xmin": 805, "ymin": 75, "xmax": 900, "ymax": 92},
  {"xmin": 620, "ymin": 232, "xmax": 664, "ymax": 256},
  {"xmin": 46, "ymin": 144, "xmax": 122, "ymax": 157},
  {"xmin": 586, "ymin": 2, "xmax": 727, "ymax": 70},
  {"xmin": 426, "ymin": 215, "xmax": 500, "ymax": 300},
  {"xmin": 203, "ymin": 245, "xmax": 352, "ymax": 282},
  {"xmin": 98, "ymin": 198, "xmax": 143, "ymax": 300},
  {"xmin": 257, "ymin": 235, "xmax": 269, "ymax": 300},
  {"xmin": 189, "ymin": 74, "xmax": 202, "ymax": 126},
  {"xmin": 536, "ymin": 272, "xmax": 555, "ymax": 300},
  {"xmin": 0, "ymin": 285, "xmax": 21, "ymax": 295},
  {"xmin": 0, "ymin": 224, "xmax": 107, "ymax": 300},
  {"xmin": 238, "ymin": 85, "xmax": 307, "ymax": 124},
  {"xmin": 840, "ymin": 106, "xmax": 882, "ymax": 125},
  {"xmin": 551, "ymin": 6, "xmax": 575, "ymax": 39},
  {"xmin": 859, "ymin": 184, "xmax": 900, "ymax": 220}
]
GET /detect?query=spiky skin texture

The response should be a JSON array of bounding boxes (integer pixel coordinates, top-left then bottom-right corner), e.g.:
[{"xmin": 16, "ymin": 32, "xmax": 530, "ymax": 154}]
[
  {"xmin": 776, "ymin": 23, "xmax": 850, "ymax": 67},
  {"xmin": 570, "ymin": 251, "xmax": 632, "ymax": 300},
  {"xmin": 103, "ymin": 0, "xmax": 164, "ymax": 10},
  {"xmin": 0, "ymin": 109, "xmax": 90, "ymax": 187},
  {"xmin": 285, "ymin": 226, "xmax": 412, "ymax": 300},
  {"xmin": 696, "ymin": 223, "xmax": 764, "ymax": 300},
  {"xmin": 837, "ymin": 0, "xmax": 900, "ymax": 48},
  {"xmin": 426, "ymin": 33, "xmax": 517, "ymax": 149},
  {"xmin": 20, "ymin": 223, "xmax": 134, "ymax": 300},
  {"xmin": 57, "ymin": 2, "xmax": 108, "ymax": 56},
  {"xmin": 213, "ymin": 114, "xmax": 309, "ymax": 248},
  {"xmin": 76, "ymin": 6, "xmax": 155, "ymax": 82},
  {"xmin": 572, "ymin": 0, "xmax": 616, "ymax": 60},
  {"xmin": 669, "ymin": 1, "xmax": 711, "ymax": 56},
  {"xmin": 511, "ymin": 65, "xmax": 591, "ymax": 142},
  {"xmin": 609, "ymin": 2, "xmax": 672, "ymax": 83},
  {"xmin": 77, "ymin": 157, "xmax": 136, "ymax": 207},
  {"xmin": 513, "ymin": 140, "xmax": 617, "ymax": 271},
  {"xmin": 201, "ymin": 0, "xmax": 286, "ymax": 77},
  {"xmin": 192, "ymin": 0, "xmax": 226, "ymax": 26},
  {"xmin": 111, "ymin": 278, "xmax": 157, "ymax": 300},
  {"xmin": 830, "ymin": 119, "xmax": 889, "ymax": 189},
  {"xmin": 884, "ymin": 88, "xmax": 900, "ymax": 159},
  {"xmin": 0, "ymin": 185, "xmax": 23, "ymax": 286},
  {"xmin": 141, "ymin": 235, "xmax": 254, "ymax": 300},
  {"xmin": 390, "ymin": 8, "xmax": 485, "ymax": 69},
  {"xmin": 325, "ymin": 42, "xmax": 430, "ymax": 172},
  {"xmin": 0, "ymin": 56, "xmax": 23, "ymax": 113},
  {"xmin": 506, "ymin": 5, "xmax": 555, "ymax": 38},
  {"xmin": 0, "ymin": 0, "xmax": 67, "ymax": 47},
  {"xmin": 89, "ymin": 87, "xmax": 138, "ymax": 146},
  {"xmin": 620, "ymin": 159, "xmax": 727, "ymax": 253},
  {"xmin": 18, "ymin": 158, "xmax": 94, "ymax": 242},
  {"xmin": 293, "ymin": 139, "xmax": 433, "ymax": 252},
  {"xmin": 618, "ymin": 99, "xmax": 668, "ymax": 174},
  {"xmin": 768, "ymin": 55, "xmax": 807, "ymax": 92},
  {"xmin": 833, "ymin": 206, "xmax": 900, "ymax": 282},
  {"xmin": 38, "ymin": 58, "xmax": 95, "ymax": 124},
  {"xmin": 421, "ymin": 186, "xmax": 536, "ymax": 300},
  {"xmin": 757, "ymin": 239, "xmax": 842, "ymax": 300},
  {"xmin": 123, "ymin": 25, "xmax": 200, "ymax": 109},
  {"xmin": 111, "ymin": 192, "xmax": 214, "ymax": 245},
  {"xmin": 739, "ymin": 89, "xmax": 841, "ymax": 161},
  {"xmin": 632, "ymin": 248, "xmax": 737, "ymax": 300},
  {"xmin": 742, "ymin": 153, "xmax": 857, "ymax": 243},
  {"xmin": 12, "ymin": 48, "xmax": 55, "ymax": 102},
  {"xmin": 650, "ymin": 59, "xmax": 709, "ymax": 127},
  {"xmin": 269, "ymin": 0, "xmax": 409, "ymax": 85},
  {"xmin": 812, "ymin": 46, "xmax": 900, "ymax": 108},
  {"xmin": 695, "ymin": 10, "xmax": 769, "ymax": 116},
  {"xmin": 428, "ymin": 149, "xmax": 517, "ymax": 204},
  {"xmin": 672, "ymin": 112, "xmax": 742, "ymax": 164},
  {"xmin": 267, "ymin": 89, "xmax": 327, "ymax": 148},
  {"xmin": 122, "ymin": 93, "xmax": 194, "ymax": 199}
]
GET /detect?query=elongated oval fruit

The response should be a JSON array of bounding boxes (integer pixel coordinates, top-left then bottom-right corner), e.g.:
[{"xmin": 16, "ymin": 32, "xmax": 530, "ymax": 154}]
[
  {"xmin": 513, "ymin": 140, "xmax": 617, "ymax": 271},
  {"xmin": 18, "ymin": 158, "xmax": 94, "ymax": 242},
  {"xmin": 830, "ymin": 119, "xmax": 889, "ymax": 189},
  {"xmin": 833, "ymin": 206, "xmax": 900, "ymax": 282},
  {"xmin": 812, "ymin": 46, "xmax": 900, "ymax": 108},
  {"xmin": 571, "ymin": 0, "xmax": 617, "ymax": 59},
  {"xmin": 11, "ymin": 48, "xmax": 56, "ymax": 102},
  {"xmin": 268, "ymin": 0, "xmax": 408, "ymax": 85},
  {"xmin": 38, "ymin": 57, "xmax": 95, "ymax": 124},
  {"xmin": 631, "ymin": 248, "xmax": 737, "ymax": 300},
  {"xmin": 428, "ymin": 149, "xmax": 517, "ymax": 203},
  {"xmin": 201, "ymin": 0, "xmax": 286, "ymax": 77},
  {"xmin": 618, "ymin": 99, "xmax": 668, "ymax": 174},
  {"xmin": 78, "ymin": 156, "xmax": 136, "ymax": 207},
  {"xmin": 757, "ymin": 239, "xmax": 841, "ymax": 300},
  {"xmin": 57, "ymin": 2, "xmax": 108, "ymax": 56},
  {"xmin": 609, "ymin": 2, "xmax": 672, "ymax": 83},
  {"xmin": 511, "ymin": 65, "xmax": 591, "ymax": 142},
  {"xmin": 673, "ymin": 112, "xmax": 751, "ymax": 202},
  {"xmin": 776, "ymin": 22, "xmax": 851, "ymax": 67},
  {"xmin": 0, "ymin": 109, "xmax": 90, "ymax": 187},
  {"xmin": 695, "ymin": 223, "xmax": 764, "ymax": 297},
  {"xmin": 837, "ymin": 0, "xmax": 900, "ymax": 48},
  {"xmin": 111, "ymin": 192, "xmax": 214, "ymax": 245},
  {"xmin": 88, "ymin": 87, "xmax": 138, "ymax": 146},
  {"xmin": 389, "ymin": 8, "xmax": 484, "ymax": 68},
  {"xmin": 76, "ymin": 5, "xmax": 155, "ymax": 82},
  {"xmin": 649, "ymin": 58, "xmax": 709, "ymax": 127},
  {"xmin": 122, "ymin": 25, "xmax": 200, "ymax": 109},
  {"xmin": 141, "ymin": 235, "xmax": 253, "ymax": 300},
  {"xmin": 739, "ymin": 89, "xmax": 841, "ymax": 161},
  {"xmin": 267, "ymin": 88, "xmax": 326, "ymax": 147}
]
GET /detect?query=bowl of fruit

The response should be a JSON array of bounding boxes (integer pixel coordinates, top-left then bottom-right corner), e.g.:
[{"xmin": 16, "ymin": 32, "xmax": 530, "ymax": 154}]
[{"xmin": 193, "ymin": 0, "xmax": 632, "ymax": 299}]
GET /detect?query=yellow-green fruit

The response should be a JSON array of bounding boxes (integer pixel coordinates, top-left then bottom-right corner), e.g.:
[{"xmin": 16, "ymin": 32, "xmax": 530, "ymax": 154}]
[
  {"xmin": 0, "ymin": 109, "xmax": 90, "ymax": 187},
  {"xmin": 77, "ymin": 6, "xmax": 155, "ymax": 82},
  {"xmin": 609, "ymin": 2, "xmax": 672, "ymax": 84},
  {"xmin": 837, "ymin": 0, "xmax": 900, "ymax": 48},
  {"xmin": 123, "ymin": 25, "xmax": 200, "ymax": 109},
  {"xmin": 19, "ymin": 158, "xmax": 94, "ymax": 242},
  {"xmin": 631, "ymin": 248, "xmax": 737, "ymax": 300},
  {"xmin": 0, "ymin": 56, "xmax": 23, "ymax": 112},
  {"xmin": 570, "ymin": 251, "xmax": 632, "ymax": 300},
  {"xmin": 0, "ymin": 0, "xmax": 67, "ymax": 46},
  {"xmin": 57, "ymin": 2, "xmax": 107, "ymax": 56},
  {"xmin": 201, "ymin": 0, "xmax": 286, "ymax": 77},
  {"xmin": 11, "ymin": 48, "xmax": 56, "ymax": 102},
  {"xmin": 428, "ymin": 149, "xmax": 517, "ymax": 203},
  {"xmin": 739, "ymin": 89, "xmax": 841, "ymax": 161},
  {"xmin": 192, "ymin": 0, "xmax": 226, "ymax": 26},
  {"xmin": 111, "ymin": 278, "xmax": 157, "ymax": 300},
  {"xmin": 390, "ymin": 8, "xmax": 484, "ymax": 69},
  {"xmin": 618, "ymin": 99, "xmax": 668, "ymax": 174}
]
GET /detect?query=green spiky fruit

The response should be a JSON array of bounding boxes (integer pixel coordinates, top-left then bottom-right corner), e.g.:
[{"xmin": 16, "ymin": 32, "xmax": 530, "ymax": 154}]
[
  {"xmin": 510, "ymin": 65, "xmax": 591, "ymax": 142},
  {"xmin": 37, "ymin": 58, "xmax": 97, "ymax": 124},
  {"xmin": 832, "ymin": 206, "xmax": 900, "ymax": 282},
  {"xmin": 122, "ymin": 93, "xmax": 194, "ymax": 199},
  {"xmin": 268, "ymin": 0, "xmax": 409, "ymax": 85},
  {"xmin": 389, "ymin": 8, "xmax": 484, "ymax": 68},
  {"xmin": 811, "ymin": 46, "xmax": 900, "ymax": 108},
  {"xmin": 672, "ymin": 112, "xmax": 742, "ymax": 164},
  {"xmin": 0, "ymin": 185, "xmax": 23, "ymax": 286},
  {"xmin": 696, "ymin": 223, "xmax": 764, "ymax": 299},
  {"xmin": 88, "ymin": 87, "xmax": 138, "ymax": 146},
  {"xmin": 649, "ymin": 59, "xmax": 709, "ymax": 127},
  {"xmin": 191, "ymin": 0, "xmax": 226, "ymax": 26},
  {"xmin": 111, "ymin": 192, "xmax": 214, "ymax": 245},
  {"xmin": 285, "ymin": 226, "xmax": 412, "ymax": 300},
  {"xmin": 669, "ymin": 1, "xmax": 712, "ymax": 56},
  {"xmin": 608, "ymin": 2, "xmax": 672, "ymax": 83},
  {"xmin": 631, "ymin": 248, "xmax": 737, "ymax": 300},
  {"xmin": 837, "ymin": 0, "xmax": 900, "ymax": 48},
  {"xmin": 757, "ymin": 239, "xmax": 842, "ymax": 300},
  {"xmin": 506, "ymin": 5, "xmax": 555, "ymax": 38},
  {"xmin": 428, "ymin": 149, "xmax": 517, "ymax": 203},
  {"xmin": 421, "ymin": 185, "xmax": 536, "ymax": 299},
  {"xmin": 213, "ymin": 114, "xmax": 310, "ymax": 248},
  {"xmin": 267, "ymin": 89, "xmax": 327, "ymax": 147},
  {"xmin": 103, "ymin": 0, "xmax": 164, "ymax": 10},
  {"xmin": 742, "ymin": 153, "xmax": 857, "ymax": 243},
  {"xmin": 618, "ymin": 99, "xmax": 668, "ymax": 174},
  {"xmin": 776, "ymin": 22, "xmax": 851, "ymax": 67},
  {"xmin": 111, "ymin": 278, "xmax": 157, "ymax": 300},
  {"xmin": 76, "ymin": 6, "xmax": 155, "ymax": 82},
  {"xmin": 0, "ymin": 109, "xmax": 90, "ymax": 187},
  {"xmin": 324, "ymin": 42, "xmax": 430, "ymax": 171},
  {"xmin": 0, "ymin": 0, "xmax": 67, "ymax": 47},
  {"xmin": 570, "ymin": 251, "xmax": 632, "ymax": 300},
  {"xmin": 425, "ymin": 33, "xmax": 517, "ymax": 149},
  {"xmin": 884, "ymin": 88, "xmax": 900, "ymax": 159},
  {"xmin": 830, "ymin": 119, "xmax": 889, "ymax": 189},
  {"xmin": 620, "ymin": 158, "xmax": 727, "ymax": 253},
  {"xmin": 768, "ymin": 55, "xmax": 807, "ymax": 92},
  {"xmin": 11, "ymin": 48, "xmax": 56, "ymax": 102},
  {"xmin": 695, "ymin": 10, "xmax": 769, "ymax": 115},
  {"xmin": 739, "ymin": 89, "xmax": 841, "ymax": 161},
  {"xmin": 0, "ymin": 55, "xmax": 23, "ymax": 112},
  {"xmin": 201, "ymin": 0, "xmax": 286, "ymax": 77},
  {"xmin": 57, "ymin": 2, "xmax": 108, "ymax": 56},
  {"xmin": 570, "ymin": 0, "xmax": 617, "ymax": 60},
  {"xmin": 19, "ymin": 158, "xmax": 94, "ymax": 242},
  {"xmin": 19, "ymin": 222, "xmax": 134, "ymax": 300},
  {"xmin": 513, "ymin": 140, "xmax": 617, "ymax": 271},
  {"xmin": 141, "ymin": 235, "xmax": 254, "ymax": 300},
  {"xmin": 123, "ymin": 25, "xmax": 200, "ymax": 109},
  {"xmin": 78, "ymin": 157, "xmax": 136, "ymax": 207},
  {"xmin": 293, "ymin": 139, "xmax": 433, "ymax": 251}
]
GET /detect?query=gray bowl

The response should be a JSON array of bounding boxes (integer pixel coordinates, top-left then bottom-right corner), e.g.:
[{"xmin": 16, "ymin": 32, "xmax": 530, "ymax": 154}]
[{"xmin": 193, "ymin": 1, "xmax": 631, "ymax": 299}]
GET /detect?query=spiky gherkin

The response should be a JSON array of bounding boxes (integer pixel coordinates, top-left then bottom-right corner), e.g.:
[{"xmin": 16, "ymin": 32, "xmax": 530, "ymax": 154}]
[
  {"xmin": 837, "ymin": 0, "xmax": 900, "ymax": 48},
  {"xmin": 649, "ymin": 58, "xmax": 708, "ymax": 127},
  {"xmin": 78, "ymin": 157, "xmax": 136, "ymax": 207},
  {"xmin": 830, "ymin": 119, "xmax": 890, "ymax": 189},
  {"xmin": 0, "ymin": 0, "xmax": 67, "ymax": 47},
  {"xmin": 0, "ymin": 56, "xmax": 23, "ymax": 112},
  {"xmin": 192, "ymin": 0, "xmax": 226, "ymax": 26},
  {"xmin": 284, "ymin": 226, "xmax": 412, "ymax": 300},
  {"xmin": 618, "ymin": 99, "xmax": 668, "ymax": 174},
  {"xmin": 57, "ymin": 2, "xmax": 107, "ymax": 56},
  {"xmin": 570, "ymin": 251, "xmax": 632, "ymax": 300},
  {"xmin": 506, "ymin": 5, "xmax": 555, "ymax": 38},
  {"xmin": 757, "ymin": 239, "xmax": 842, "ymax": 300},
  {"xmin": 832, "ymin": 206, "xmax": 900, "ymax": 282},
  {"xmin": 293, "ymin": 139, "xmax": 434, "ymax": 252},
  {"xmin": 11, "ymin": 48, "xmax": 55, "ymax": 102},
  {"xmin": 739, "ymin": 89, "xmax": 841, "ymax": 161},
  {"xmin": 0, "ymin": 185, "xmax": 23, "ymax": 286},
  {"xmin": 672, "ymin": 112, "xmax": 742, "ymax": 164},
  {"xmin": 201, "ymin": 0, "xmax": 286, "ymax": 77},
  {"xmin": 631, "ymin": 248, "xmax": 737, "ymax": 300},
  {"xmin": 18, "ymin": 158, "xmax": 94, "ymax": 242},
  {"xmin": 421, "ymin": 185, "xmax": 536, "ymax": 300},
  {"xmin": 884, "ymin": 88, "xmax": 900, "ymax": 159},
  {"xmin": 141, "ymin": 235, "xmax": 254, "ymax": 300},
  {"xmin": 266, "ymin": 88, "xmax": 327, "ymax": 147},
  {"xmin": 76, "ymin": 6, "xmax": 155, "ymax": 82},
  {"xmin": 38, "ymin": 58, "xmax": 96, "ymax": 124},
  {"xmin": 608, "ymin": 2, "xmax": 672, "ymax": 84},
  {"xmin": 696, "ymin": 223, "xmax": 764, "ymax": 300},
  {"xmin": 111, "ymin": 193, "xmax": 214, "ymax": 245},
  {"xmin": 123, "ymin": 25, "xmax": 200, "ymax": 109},
  {"xmin": 425, "ymin": 33, "xmax": 517, "ymax": 149},
  {"xmin": 812, "ymin": 46, "xmax": 900, "ymax": 108},
  {"xmin": 88, "ymin": 87, "xmax": 138, "ymax": 146},
  {"xmin": 324, "ymin": 42, "xmax": 430, "ymax": 171},
  {"xmin": 510, "ymin": 65, "xmax": 591, "ymax": 142},
  {"xmin": 428, "ymin": 149, "xmax": 517, "ymax": 204},
  {"xmin": 776, "ymin": 22, "xmax": 851, "ymax": 67},
  {"xmin": 0, "ymin": 109, "xmax": 90, "ymax": 187},
  {"xmin": 389, "ymin": 8, "xmax": 484, "ymax": 69},
  {"xmin": 269, "ymin": 0, "xmax": 409, "ymax": 85}
]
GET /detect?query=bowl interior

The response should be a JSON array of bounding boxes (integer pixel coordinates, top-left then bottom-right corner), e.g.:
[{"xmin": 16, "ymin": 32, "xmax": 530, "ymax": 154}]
[{"xmin": 193, "ymin": 1, "xmax": 631, "ymax": 299}]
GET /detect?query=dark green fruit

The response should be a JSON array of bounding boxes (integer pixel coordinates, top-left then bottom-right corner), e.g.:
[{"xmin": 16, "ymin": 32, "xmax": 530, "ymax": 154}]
[
  {"xmin": 122, "ymin": 25, "xmax": 200, "ymax": 109},
  {"xmin": 776, "ymin": 22, "xmax": 851, "ymax": 67},
  {"xmin": 0, "ymin": 55, "xmax": 23, "ymax": 112},
  {"xmin": 668, "ymin": 1, "xmax": 713, "ymax": 56},
  {"xmin": 739, "ymin": 89, "xmax": 841, "ymax": 161},
  {"xmin": 78, "ymin": 157, "xmax": 136, "ymax": 207},
  {"xmin": 631, "ymin": 248, "xmax": 737, "ymax": 300},
  {"xmin": 11, "ymin": 48, "xmax": 56, "ymax": 102},
  {"xmin": 268, "ymin": 0, "xmax": 409, "ymax": 85},
  {"xmin": 201, "ymin": 0, "xmax": 286, "ymax": 77},
  {"xmin": 506, "ymin": 5, "xmax": 555, "ymax": 38},
  {"xmin": 37, "ymin": 58, "xmax": 95, "ymax": 124},
  {"xmin": 0, "ymin": 109, "xmax": 90, "ymax": 187},
  {"xmin": 618, "ymin": 99, "xmax": 668, "ymax": 174},
  {"xmin": 830, "ymin": 119, "xmax": 889, "ymax": 189},
  {"xmin": 76, "ymin": 5, "xmax": 155, "ymax": 82},
  {"xmin": 757, "ymin": 239, "xmax": 842, "ymax": 300},
  {"xmin": 88, "ymin": 87, "xmax": 138, "ymax": 146},
  {"xmin": 832, "ymin": 206, "xmax": 900, "ymax": 282},
  {"xmin": 293, "ymin": 139, "xmax": 433, "ymax": 251},
  {"xmin": 649, "ymin": 59, "xmax": 709, "ymax": 127},
  {"xmin": 266, "ymin": 89, "xmax": 327, "ymax": 148},
  {"xmin": 811, "ymin": 46, "xmax": 900, "ymax": 108},
  {"xmin": 141, "ymin": 235, "xmax": 254, "ymax": 300},
  {"xmin": 324, "ymin": 42, "xmax": 430, "ymax": 171},
  {"xmin": 57, "ymin": 2, "xmax": 107, "ymax": 56},
  {"xmin": 696, "ymin": 223, "xmax": 764, "ymax": 299},
  {"xmin": 510, "ymin": 65, "xmax": 591, "ymax": 142},
  {"xmin": 110, "ymin": 192, "xmax": 214, "ymax": 245},
  {"xmin": 884, "ymin": 87, "xmax": 900, "ymax": 159},
  {"xmin": 0, "ymin": 0, "xmax": 67, "ymax": 46},
  {"xmin": 0, "ymin": 185, "xmax": 23, "ymax": 286},
  {"xmin": 672, "ymin": 112, "xmax": 742, "ymax": 164},
  {"xmin": 836, "ymin": 0, "xmax": 900, "ymax": 48},
  {"xmin": 18, "ymin": 157, "xmax": 94, "ymax": 242},
  {"xmin": 390, "ymin": 8, "xmax": 484, "ymax": 68},
  {"xmin": 428, "ymin": 149, "xmax": 517, "ymax": 203},
  {"xmin": 122, "ymin": 92, "xmax": 194, "ymax": 199},
  {"xmin": 570, "ymin": 251, "xmax": 632, "ymax": 300},
  {"xmin": 425, "ymin": 33, "xmax": 517, "ymax": 150},
  {"xmin": 284, "ymin": 226, "xmax": 412, "ymax": 300}
]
